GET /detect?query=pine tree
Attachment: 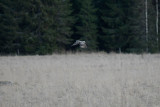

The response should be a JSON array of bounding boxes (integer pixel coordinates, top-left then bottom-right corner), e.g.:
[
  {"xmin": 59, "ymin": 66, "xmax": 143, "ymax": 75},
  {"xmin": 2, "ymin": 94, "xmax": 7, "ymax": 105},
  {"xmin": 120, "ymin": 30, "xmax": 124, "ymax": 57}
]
[
  {"xmin": 129, "ymin": 0, "xmax": 158, "ymax": 53},
  {"xmin": 0, "ymin": 0, "xmax": 20, "ymax": 54},
  {"xmin": 52, "ymin": 0, "xmax": 74, "ymax": 52},
  {"xmin": 72, "ymin": 0, "xmax": 98, "ymax": 50},
  {"xmin": 24, "ymin": 0, "xmax": 74, "ymax": 54},
  {"xmin": 98, "ymin": 0, "xmax": 131, "ymax": 52}
]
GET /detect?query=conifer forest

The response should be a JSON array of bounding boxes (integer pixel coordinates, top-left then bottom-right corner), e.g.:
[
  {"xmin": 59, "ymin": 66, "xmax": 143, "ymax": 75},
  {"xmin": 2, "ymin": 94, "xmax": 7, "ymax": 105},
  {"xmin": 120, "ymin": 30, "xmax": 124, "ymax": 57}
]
[{"xmin": 0, "ymin": 0, "xmax": 160, "ymax": 54}]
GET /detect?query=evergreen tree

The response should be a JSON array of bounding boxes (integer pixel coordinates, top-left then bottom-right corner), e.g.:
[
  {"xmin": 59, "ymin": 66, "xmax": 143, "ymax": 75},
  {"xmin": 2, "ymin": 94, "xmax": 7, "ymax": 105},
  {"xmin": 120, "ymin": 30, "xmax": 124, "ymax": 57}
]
[
  {"xmin": 72, "ymin": 0, "xmax": 98, "ymax": 50},
  {"xmin": 52, "ymin": 0, "xmax": 74, "ymax": 51},
  {"xmin": 98, "ymin": 0, "xmax": 131, "ymax": 52},
  {"xmin": 1, "ymin": 0, "xmax": 160, "ymax": 54},
  {"xmin": 0, "ymin": 0, "xmax": 74, "ymax": 54},
  {"xmin": 0, "ymin": 0, "xmax": 20, "ymax": 54},
  {"xmin": 129, "ymin": 0, "xmax": 158, "ymax": 53},
  {"xmin": 23, "ymin": 0, "xmax": 74, "ymax": 54}
]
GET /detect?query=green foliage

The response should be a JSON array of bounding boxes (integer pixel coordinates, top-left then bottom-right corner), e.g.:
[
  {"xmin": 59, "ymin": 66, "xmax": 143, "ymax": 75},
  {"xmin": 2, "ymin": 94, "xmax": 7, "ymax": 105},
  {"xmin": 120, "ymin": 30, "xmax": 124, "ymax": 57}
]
[
  {"xmin": 0, "ymin": 0, "xmax": 73, "ymax": 54},
  {"xmin": 98, "ymin": 0, "xmax": 131, "ymax": 52},
  {"xmin": 49, "ymin": 0, "xmax": 73, "ymax": 51},
  {"xmin": 72, "ymin": 0, "xmax": 98, "ymax": 50},
  {"xmin": 0, "ymin": 0, "xmax": 159, "ymax": 54}
]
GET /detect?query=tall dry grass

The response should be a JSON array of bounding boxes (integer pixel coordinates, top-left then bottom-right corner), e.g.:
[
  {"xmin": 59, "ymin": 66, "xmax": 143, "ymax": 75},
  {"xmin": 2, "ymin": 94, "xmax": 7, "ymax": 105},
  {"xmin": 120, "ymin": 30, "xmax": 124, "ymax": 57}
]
[{"xmin": 0, "ymin": 53, "xmax": 160, "ymax": 107}]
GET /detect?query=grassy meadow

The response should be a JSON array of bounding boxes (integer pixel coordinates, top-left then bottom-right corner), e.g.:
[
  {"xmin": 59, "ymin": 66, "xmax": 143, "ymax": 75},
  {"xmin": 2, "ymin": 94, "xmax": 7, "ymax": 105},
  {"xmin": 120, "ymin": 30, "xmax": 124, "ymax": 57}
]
[{"xmin": 0, "ymin": 53, "xmax": 160, "ymax": 107}]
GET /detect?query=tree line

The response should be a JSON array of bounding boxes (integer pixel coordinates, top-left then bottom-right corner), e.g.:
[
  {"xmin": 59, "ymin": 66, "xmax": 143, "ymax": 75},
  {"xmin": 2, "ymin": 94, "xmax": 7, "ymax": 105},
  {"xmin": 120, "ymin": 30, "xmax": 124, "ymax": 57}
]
[{"xmin": 0, "ymin": 0, "xmax": 159, "ymax": 55}]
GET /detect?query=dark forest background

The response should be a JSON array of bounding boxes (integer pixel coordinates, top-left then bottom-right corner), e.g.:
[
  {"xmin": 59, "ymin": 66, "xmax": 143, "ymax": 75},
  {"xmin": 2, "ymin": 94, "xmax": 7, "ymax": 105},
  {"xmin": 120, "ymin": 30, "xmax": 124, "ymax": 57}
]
[{"xmin": 0, "ymin": 0, "xmax": 160, "ymax": 55}]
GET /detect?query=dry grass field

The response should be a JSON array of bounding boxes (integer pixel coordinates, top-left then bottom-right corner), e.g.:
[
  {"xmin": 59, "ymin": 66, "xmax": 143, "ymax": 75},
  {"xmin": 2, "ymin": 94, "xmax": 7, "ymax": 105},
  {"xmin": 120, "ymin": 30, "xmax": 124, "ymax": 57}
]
[{"xmin": 0, "ymin": 53, "xmax": 160, "ymax": 107}]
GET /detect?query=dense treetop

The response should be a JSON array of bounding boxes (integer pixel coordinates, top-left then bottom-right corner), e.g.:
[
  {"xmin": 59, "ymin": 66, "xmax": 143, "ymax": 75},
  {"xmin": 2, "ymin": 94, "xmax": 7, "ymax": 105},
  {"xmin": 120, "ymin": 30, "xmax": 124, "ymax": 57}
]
[{"xmin": 0, "ymin": 0, "xmax": 159, "ymax": 54}]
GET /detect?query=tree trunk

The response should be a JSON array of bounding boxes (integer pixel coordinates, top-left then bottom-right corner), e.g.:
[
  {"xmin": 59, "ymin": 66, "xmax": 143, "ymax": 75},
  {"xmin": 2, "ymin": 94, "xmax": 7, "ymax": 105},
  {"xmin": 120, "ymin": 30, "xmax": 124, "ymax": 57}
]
[
  {"xmin": 156, "ymin": 0, "xmax": 159, "ymax": 51},
  {"xmin": 145, "ymin": 0, "xmax": 148, "ymax": 52}
]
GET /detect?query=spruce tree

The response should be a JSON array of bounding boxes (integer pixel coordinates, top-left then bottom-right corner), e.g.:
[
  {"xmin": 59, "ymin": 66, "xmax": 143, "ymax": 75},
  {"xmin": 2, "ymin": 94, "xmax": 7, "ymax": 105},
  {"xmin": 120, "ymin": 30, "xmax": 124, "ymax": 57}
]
[
  {"xmin": 129, "ymin": 0, "xmax": 157, "ymax": 53},
  {"xmin": 52, "ymin": 0, "xmax": 74, "ymax": 52},
  {"xmin": 0, "ymin": 0, "xmax": 20, "ymax": 54},
  {"xmin": 98, "ymin": 0, "xmax": 131, "ymax": 52},
  {"xmin": 72, "ymin": 0, "xmax": 98, "ymax": 50}
]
